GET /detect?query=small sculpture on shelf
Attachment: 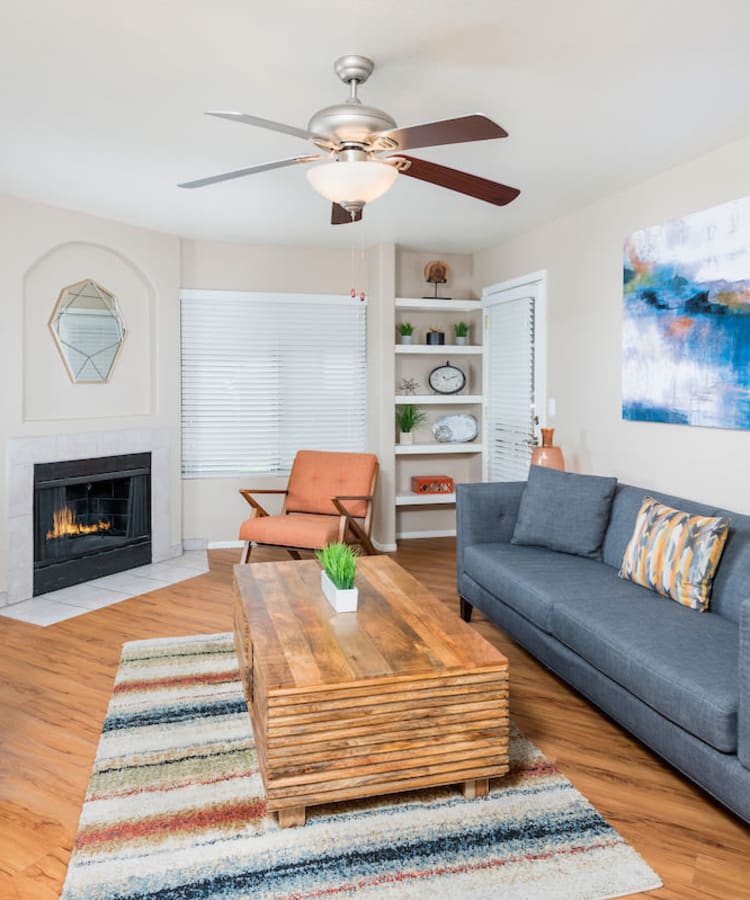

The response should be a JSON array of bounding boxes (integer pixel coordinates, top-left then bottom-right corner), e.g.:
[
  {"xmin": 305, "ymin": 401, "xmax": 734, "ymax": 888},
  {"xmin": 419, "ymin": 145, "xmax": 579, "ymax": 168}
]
[
  {"xmin": 398, "ymin": 377, "xmax": 421, "ymax": 396},
  {"xmin": 423, "ymin": 260, "xmax": 451, "ymax": 300}
]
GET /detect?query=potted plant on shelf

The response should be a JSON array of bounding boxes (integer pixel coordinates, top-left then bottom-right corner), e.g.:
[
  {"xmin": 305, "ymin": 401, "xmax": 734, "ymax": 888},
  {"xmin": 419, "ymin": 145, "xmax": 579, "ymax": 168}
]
[
  {"xmin": 398, "ymin": 321, "xmax": 415, "ymax": 345},
  {"xmin": 426, "ymin": 326, "xmax": 445, "ymax": 346},
  {"xmin": 454, "ymin": 321, "xmax": 470, "ymax": 345},
  {"xmin": 396, "ymin": 404, "xmax": 427, "ymax": 445},
  {"xmin": 316, "ymin": 542, "xmax": 359, "ymax": 612}
]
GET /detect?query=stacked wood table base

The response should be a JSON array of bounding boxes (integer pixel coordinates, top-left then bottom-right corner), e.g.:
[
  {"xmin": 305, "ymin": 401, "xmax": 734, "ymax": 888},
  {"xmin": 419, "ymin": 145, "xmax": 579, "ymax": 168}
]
[{"xmin": 233, "ymin": 556, "xmax": 509, "ymax": 826}]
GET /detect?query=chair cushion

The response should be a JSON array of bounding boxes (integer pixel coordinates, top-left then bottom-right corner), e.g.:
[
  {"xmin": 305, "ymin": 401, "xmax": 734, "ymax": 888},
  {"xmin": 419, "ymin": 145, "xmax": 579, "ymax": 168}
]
[
  {"xmin": 511, "ymin": 466, "xmax": 617, "ymax": 559},
  {"xmin": 239, "ymin": 513, "xmax": 342, "ymax": 549},
  {"xmin": 619, "ymin": 496, "xmax": 731, "ymax": 611},
  {"xmin": 551, "ymin": 593, "xmax": 739, "ymax": 752},
  {"xmin": 285, "ymin": 451, "xmax": 378, "ymax": 518}
]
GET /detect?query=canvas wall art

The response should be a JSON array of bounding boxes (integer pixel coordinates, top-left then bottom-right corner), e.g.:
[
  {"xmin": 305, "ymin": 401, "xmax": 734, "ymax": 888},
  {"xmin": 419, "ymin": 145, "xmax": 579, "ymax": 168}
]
[{"xmin": 623, "ymin": 196, "xmax": 750, "ymax": 430}]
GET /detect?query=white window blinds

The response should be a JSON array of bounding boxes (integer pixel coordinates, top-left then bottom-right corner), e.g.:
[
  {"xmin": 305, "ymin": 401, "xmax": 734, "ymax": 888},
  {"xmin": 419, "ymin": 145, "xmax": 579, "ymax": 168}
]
[
  {"xmin": 485, "ymin": 294, "xmax": 536, "ymax": 481},
  {"xmin": 180, "ymin": 291, "xmax": 367, "ymax": 477}
]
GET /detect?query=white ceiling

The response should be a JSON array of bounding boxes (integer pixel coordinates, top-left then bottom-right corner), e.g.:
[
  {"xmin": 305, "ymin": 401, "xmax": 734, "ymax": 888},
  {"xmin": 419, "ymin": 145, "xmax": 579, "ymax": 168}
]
[{"xmin": 3, "ymin": 0, "xmax": 750, "ymax": 253}]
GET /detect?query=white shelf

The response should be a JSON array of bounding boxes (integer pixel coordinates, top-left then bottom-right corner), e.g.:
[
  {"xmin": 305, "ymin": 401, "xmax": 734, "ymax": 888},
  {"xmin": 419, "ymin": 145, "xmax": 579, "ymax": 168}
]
[
  {"xmin": 396, "ymin": 493, "xmax": 456, "ymax": 506},
  {"xmin": 395, "ymin": 345, "xmax": 483, "ymax": 355},
  {"xmin": 395, "ymin": 297, "xmax": 482, "ymax": 312},
  {"xmin": 395, "ymin": 394, "xmax": 482, "ymax": 405},
  {"xmin": 394, "ymin": 443, "xmax": 482, "ymax": 455}
]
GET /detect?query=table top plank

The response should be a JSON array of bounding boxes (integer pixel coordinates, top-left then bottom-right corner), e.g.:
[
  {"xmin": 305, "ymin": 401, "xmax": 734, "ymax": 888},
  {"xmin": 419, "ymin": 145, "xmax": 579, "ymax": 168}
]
[{"xmin": 233, "ymin": 556, "xmax": 507, "ymax": 693}]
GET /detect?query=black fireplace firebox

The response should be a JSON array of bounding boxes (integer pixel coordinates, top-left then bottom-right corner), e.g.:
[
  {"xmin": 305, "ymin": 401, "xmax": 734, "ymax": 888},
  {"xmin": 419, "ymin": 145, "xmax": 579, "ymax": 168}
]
[{"xmin": 33, "ymin": 453, "xmax": 152, "ymax": 595}]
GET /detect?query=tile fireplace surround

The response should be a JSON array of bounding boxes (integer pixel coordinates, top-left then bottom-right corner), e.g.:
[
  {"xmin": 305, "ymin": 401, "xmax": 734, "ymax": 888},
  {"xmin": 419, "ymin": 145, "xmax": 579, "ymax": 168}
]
[{"xmin": 6, "ymin": 428, "xmax": 177, "ymax": 606}]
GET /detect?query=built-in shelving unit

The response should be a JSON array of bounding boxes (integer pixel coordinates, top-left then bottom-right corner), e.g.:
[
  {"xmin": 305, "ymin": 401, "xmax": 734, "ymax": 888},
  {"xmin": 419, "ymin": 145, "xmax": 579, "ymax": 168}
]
[{"xmin": 393, "ymin": 291, "xmax": 484, "ymax": 540}]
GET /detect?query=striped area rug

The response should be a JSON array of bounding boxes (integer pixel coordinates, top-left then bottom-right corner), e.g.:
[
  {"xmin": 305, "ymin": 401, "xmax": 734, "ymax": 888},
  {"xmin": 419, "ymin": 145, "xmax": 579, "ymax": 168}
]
[{"xmin": 61, "ymin": 633, "xmax": 661, "ymax": 900}]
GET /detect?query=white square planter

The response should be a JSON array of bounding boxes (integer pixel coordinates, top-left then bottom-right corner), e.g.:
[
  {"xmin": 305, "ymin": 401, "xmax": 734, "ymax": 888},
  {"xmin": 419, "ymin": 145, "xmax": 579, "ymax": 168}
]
[{"xmin": 320, "ymin": 570, "xmax": 359, "ymax": 613}]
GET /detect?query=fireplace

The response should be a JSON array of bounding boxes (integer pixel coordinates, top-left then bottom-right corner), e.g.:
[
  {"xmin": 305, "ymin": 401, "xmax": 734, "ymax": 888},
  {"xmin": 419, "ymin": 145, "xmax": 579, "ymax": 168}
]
[{"xmin": 33, "ymin": 453, "xmax": 152, "ymax": 595}]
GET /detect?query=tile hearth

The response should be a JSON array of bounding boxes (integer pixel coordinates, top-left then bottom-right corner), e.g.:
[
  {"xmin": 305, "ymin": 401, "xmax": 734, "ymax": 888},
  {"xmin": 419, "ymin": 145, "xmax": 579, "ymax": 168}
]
[{"xmin": 0, "ymin": 550, "xmax": 208, "ymax": 627}]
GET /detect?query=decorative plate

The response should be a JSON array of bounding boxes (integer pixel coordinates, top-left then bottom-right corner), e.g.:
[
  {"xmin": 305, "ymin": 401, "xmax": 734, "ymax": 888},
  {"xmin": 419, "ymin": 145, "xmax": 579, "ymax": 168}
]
[{"xmin": 432, "ymin": 413, "xmax": 479, "ymax": 443}]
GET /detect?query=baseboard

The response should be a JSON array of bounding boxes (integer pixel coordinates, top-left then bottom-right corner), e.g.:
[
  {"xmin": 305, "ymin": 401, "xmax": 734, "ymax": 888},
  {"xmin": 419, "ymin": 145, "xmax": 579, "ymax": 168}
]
[
  {"xmin": 396, "ymin": 529, "xmax": 457, "ymax": 540},
  {"xmin": 208, "ymin": 540, "xmax": 245, "ymax": 549},
  {"xmin": 183, "ymin": 538, "xmax": 208, "ymax": 551},
  {"xmin": 372, "ymin": 538, "xmax": 398, "ymax": 552}
]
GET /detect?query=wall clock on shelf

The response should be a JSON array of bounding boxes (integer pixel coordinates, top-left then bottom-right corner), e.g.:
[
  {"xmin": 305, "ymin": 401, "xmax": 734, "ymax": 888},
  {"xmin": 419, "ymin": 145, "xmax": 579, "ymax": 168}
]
[{"xmin": 428, "ymin": 361, "xmax": 466, "ymax": 395}]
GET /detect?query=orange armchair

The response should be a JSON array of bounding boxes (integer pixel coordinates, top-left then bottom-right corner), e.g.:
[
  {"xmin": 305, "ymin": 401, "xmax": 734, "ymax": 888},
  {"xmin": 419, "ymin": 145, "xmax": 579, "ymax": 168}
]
[{"xmin": 238, "ymin": 450, "xmax": 378, "ymax": 563}]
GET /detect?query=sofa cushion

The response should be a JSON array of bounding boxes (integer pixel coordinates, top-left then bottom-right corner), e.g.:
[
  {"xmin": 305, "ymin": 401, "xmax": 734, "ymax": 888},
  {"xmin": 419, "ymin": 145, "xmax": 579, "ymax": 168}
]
[
  {"xmin": 463, "ymin": 543, "xmax": 642, "ymax": 634},
  {"xmin": 619, "ymin": 496, "xmax": 731, "ymax": 612},
  {"xmin": 602, "ymin": 485, "xmax": 718, "ymax": 571},
  {"xmin": 511, "ymin": 466, "xmax": 617, "ymax": 559},
  {"xmin": 551, "ymin": 593, "xmax": 739, "ymax": 752}
]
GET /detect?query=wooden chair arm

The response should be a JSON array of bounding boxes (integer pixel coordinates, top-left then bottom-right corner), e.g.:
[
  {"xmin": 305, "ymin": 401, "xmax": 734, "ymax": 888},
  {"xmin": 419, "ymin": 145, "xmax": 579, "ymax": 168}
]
[
  {"xmin": 332, "ymin": 496, "xmax": 376, "ymax": 556},
  {"xmin": 239, "ymin": 488, "xmax": 288, "ymax": 518}
]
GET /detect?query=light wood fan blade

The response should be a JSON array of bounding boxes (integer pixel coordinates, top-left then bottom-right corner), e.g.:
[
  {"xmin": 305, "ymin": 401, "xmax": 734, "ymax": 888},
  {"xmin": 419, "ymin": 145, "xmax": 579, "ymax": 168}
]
[
  {"xmin": 331, "ymin": 203, "xmax": 363, "ymax": 225},
  {"xmin": 205, "ymin": 111, "xmax": 330, "ymax": 145},
  {"xmin": 178, "ymin": 155, "xmax": 322, "ymax": 189},
  {"xmin": 375, "ymin": 115, "xmax": 507, "ymax": 151},
  {"xmin": 393, "ymin": 155, "xmax": 520, "ymax": 206}
]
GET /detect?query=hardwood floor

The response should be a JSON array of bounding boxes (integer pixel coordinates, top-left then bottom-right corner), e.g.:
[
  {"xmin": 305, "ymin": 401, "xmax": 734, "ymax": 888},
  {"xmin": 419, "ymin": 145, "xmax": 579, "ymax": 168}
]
[{"xmin": 1, "ymin": 539, "xmax": 748, "ymax": 899}]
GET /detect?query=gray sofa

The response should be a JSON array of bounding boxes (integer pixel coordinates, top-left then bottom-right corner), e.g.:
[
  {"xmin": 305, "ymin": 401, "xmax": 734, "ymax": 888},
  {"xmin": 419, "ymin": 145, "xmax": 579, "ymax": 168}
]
[{"xmin": 456, "ymin": 478, "xmax": 750, "ymax": 824}]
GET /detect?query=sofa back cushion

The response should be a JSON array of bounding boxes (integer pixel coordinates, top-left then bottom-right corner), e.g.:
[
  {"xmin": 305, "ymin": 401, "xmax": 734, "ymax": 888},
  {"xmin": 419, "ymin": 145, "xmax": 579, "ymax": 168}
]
[
  {"xmin": 603, "ymin": 485, "xmax": 749, "ymax": 623},
  {"xmin": 511, "ymin": 466, "xmax": 617, "ymax": 559}
]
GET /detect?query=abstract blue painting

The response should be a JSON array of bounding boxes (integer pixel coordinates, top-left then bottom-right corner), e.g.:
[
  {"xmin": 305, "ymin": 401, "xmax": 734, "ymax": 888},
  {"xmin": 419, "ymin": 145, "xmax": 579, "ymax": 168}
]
[{"xmin": 623, "ymin": 196, "xmax": 750, "ymax": 430}]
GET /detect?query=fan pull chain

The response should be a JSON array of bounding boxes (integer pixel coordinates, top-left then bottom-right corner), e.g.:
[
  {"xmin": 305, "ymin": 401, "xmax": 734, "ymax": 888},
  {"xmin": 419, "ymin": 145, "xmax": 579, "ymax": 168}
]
[{"xmin": 349, "ymin": 221, "xmax": 366, "ymax": 301}]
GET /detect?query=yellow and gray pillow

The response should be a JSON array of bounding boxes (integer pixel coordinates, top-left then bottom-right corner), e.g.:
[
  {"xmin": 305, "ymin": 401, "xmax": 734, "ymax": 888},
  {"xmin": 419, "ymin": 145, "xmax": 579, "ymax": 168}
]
[{"xmin": 619, "ymin": 497, "xmax": 731, "ymax": 611}]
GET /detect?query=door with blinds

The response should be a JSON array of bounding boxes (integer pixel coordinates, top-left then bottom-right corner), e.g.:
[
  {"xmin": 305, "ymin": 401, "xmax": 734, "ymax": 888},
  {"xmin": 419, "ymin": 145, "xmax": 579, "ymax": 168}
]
[{"xmin": 482, "ymin": 274, "xmax": 546, "ymax": 482}]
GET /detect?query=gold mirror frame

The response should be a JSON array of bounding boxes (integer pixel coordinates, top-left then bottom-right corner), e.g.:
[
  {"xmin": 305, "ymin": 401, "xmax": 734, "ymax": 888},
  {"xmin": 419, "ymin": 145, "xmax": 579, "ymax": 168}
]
[{"xmin": 49, "ymin": 278, "xmax": 127, "ymax": 383}]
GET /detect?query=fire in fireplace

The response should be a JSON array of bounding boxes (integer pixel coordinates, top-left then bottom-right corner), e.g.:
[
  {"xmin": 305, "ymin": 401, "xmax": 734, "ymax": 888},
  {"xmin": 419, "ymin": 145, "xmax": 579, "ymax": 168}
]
[{"xmin": 33, "ymin": 453, "xmax": 152, "ymax": 595}]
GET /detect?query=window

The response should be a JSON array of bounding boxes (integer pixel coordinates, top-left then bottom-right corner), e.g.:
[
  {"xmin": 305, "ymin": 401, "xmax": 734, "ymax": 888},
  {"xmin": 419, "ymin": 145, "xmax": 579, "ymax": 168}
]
[{"xmin": 180, "ymin": 291, "xmax": 367, "ymax": 477}]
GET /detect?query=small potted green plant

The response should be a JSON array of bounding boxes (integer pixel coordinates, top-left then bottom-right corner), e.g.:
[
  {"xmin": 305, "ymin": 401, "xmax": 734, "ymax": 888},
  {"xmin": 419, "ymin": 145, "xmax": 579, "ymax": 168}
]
[
  {"xmin": 396, "ymin": 404, "xmax": 427, "ymax": 445},
  {"xmin": 398, "ymin": 321, "xmax": 414, "ymax": 345},
  {"xmin": 454, "ymin": 321, "xmax": 470, "ymax": 345},
  {"xmin": 426, "ymin": 326, "xmax": 445, "ymax": 346},
  {"xmin": 316, "ymin": 542, "xmax": 359, "ymax": 612}
]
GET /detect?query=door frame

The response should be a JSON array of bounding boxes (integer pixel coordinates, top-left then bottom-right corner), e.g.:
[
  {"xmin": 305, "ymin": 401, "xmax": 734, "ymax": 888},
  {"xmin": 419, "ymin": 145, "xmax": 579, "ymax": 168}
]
[{"xmin": 481, "ymin": 270, "xmax": 548, "ymax": 481}]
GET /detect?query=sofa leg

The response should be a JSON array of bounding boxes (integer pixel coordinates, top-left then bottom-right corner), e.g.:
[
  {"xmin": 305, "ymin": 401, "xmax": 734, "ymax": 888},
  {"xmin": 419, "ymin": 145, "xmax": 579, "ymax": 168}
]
[
  {"xmin": 459, "ymin": 597, "xmax": 473, "ymax": 622},
  {"xmin": 241, "ymin": 542, "xmax": 252, "ymax": 564}
]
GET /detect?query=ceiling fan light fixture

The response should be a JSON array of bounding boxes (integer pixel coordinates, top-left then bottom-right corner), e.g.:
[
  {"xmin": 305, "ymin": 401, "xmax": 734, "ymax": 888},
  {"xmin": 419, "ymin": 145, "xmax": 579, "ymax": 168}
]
[{"xmin": 306, "ymin": 159, "xmax": 398, "ymax": 208}]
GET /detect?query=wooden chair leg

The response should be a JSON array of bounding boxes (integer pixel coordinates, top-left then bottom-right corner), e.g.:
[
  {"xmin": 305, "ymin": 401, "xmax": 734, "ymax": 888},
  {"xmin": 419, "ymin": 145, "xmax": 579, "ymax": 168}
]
[
  {"xmin": 241, "ymin": 542, "xmax": 252, "ymax": 564},
  {"xmin": 288, "ymin": 549, "xmax": 302, "ymax": 560}
]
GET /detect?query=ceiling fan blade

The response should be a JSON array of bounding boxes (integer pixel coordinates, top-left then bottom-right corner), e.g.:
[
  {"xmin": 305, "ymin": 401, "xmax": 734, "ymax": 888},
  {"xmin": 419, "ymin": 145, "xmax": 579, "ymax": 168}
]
[
  {"xmin": 375, "ymin": 115, "xmax": 507, "ymax": 151},
  {"xmin": 205, "ymin": 111, "xmax": 326, "ymax": 143},
  {"xmin": 331, "ymin": 203, "xmax": 363, "ymax": 225},
  {"xmin": 178, "ymin": 155, "xmax": 322, "ymax": 189},
  {"xmin": 393, "ymin": 155, "xmax": 520, "ymax": 206}
]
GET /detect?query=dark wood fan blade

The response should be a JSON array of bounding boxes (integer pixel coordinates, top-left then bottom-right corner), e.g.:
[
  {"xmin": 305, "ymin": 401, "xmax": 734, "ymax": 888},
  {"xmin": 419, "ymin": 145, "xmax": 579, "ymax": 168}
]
[
  {"xmin": 375, "ymin": 115, "xmax": 507, "ymax": 151},
  {"xmin": 178, "ymin": 155, "xmax": 321, "ymax": 189},
  {"xmin": 331, "ymin": 203, "xmax": 363, "ymax": 225},
  {"xmin": 205, "ymin": 111, "xmax": 322, "ymax": 142},
  {"xmin": 393, "ymin": 155, "xmax": 520, "ymax": 206}
]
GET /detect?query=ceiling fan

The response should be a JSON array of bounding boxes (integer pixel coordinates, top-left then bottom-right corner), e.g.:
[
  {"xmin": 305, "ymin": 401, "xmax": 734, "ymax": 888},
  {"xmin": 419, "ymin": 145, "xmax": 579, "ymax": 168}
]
[{"xmin": 178, "ymin": 54, "xmax": 520, "ymax": 224}]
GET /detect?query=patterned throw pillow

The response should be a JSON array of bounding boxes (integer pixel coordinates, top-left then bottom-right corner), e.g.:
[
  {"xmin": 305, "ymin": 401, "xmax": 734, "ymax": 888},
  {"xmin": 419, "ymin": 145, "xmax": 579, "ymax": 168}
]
[{"xmin": 619, "ymin": 497, "xmax": 731, "ymax": 611}]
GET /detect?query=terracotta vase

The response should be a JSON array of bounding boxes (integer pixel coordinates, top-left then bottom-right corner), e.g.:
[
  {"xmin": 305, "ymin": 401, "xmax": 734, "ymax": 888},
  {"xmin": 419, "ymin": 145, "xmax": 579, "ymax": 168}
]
[{"xmin": 531, "ymin": 428, "xmax": 564, "ymax": 471}]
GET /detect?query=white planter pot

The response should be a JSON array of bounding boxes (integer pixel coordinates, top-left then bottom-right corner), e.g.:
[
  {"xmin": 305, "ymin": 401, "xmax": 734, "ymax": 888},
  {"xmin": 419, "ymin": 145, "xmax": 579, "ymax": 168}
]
[
  {"xmin": 399, "ymin": 335, "xmax": 413, "ymax": 344},
  {"xmin": 321, "ymin": 570, "xmax": 359, "ymax": 613},
  {"xmin": 399, "ymin": 431, "xmax": 415, "ymax": 445},
  {"xmin": 455, "ymin": 336, "xmax": 468, "ymax": 345}
]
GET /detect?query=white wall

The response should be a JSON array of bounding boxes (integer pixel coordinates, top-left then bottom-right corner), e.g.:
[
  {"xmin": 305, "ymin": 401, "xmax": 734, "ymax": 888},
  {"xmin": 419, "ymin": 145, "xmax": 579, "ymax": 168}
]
[
  {"xmin": 0, "ymin": 193, "xmax": 182, "ymax": 596},
  {"xmin": 474, "ymin": 134, "xmax": 750, "ymax": 514}
]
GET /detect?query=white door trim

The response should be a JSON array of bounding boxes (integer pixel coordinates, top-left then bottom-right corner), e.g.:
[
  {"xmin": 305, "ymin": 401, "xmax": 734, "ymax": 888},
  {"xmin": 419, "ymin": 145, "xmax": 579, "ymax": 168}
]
[{"xmin": 481, "ymin": 271, "xmax": 548, "ymax": 481}]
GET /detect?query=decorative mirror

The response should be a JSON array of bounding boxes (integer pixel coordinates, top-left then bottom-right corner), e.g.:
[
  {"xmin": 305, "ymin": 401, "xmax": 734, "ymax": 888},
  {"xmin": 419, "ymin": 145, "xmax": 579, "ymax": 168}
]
[{"xmin": 49, "ymin": 279, "xmax": 127, "ymax": 382}]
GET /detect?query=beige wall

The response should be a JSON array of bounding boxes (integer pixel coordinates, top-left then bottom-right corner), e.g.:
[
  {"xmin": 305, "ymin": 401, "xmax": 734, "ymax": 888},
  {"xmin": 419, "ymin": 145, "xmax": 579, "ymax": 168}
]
[
  {"xmin": 0, "ymin": 193, "xmax": 182, "ymax": 596},
  {"xmin": 474, "ymin": 134, "xmax": 750, "ymax": 514}
]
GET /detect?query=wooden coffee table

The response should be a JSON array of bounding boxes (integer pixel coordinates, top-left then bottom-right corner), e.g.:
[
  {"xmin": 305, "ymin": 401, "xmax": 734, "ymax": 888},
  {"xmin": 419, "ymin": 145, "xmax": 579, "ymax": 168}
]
[{"xmin": 233, "ymin": 555, "xmax": 509, "ymax": 827}]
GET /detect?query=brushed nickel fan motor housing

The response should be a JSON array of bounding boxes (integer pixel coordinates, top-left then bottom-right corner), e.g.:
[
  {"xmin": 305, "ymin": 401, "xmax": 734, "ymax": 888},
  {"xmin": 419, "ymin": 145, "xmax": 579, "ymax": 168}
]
[{"xmin": 308, "ymin": 55, "xmax": 396, "ymax": 148}]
